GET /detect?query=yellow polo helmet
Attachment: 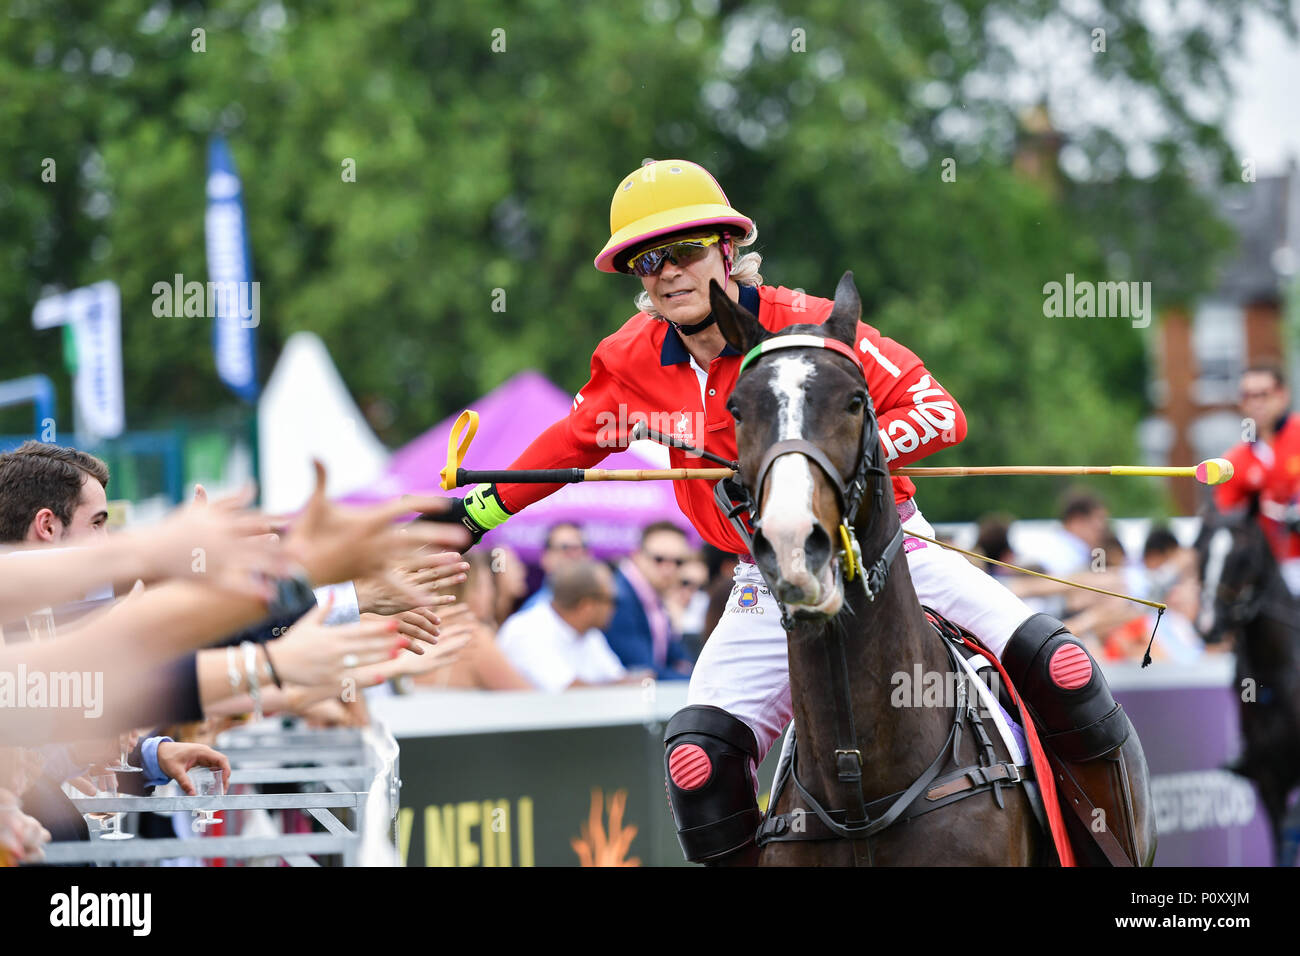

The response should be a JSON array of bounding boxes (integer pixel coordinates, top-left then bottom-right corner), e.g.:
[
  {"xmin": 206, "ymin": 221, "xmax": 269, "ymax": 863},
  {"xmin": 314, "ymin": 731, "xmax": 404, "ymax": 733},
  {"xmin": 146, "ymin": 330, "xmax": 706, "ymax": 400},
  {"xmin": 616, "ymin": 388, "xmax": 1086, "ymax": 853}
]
[{"xmin": 594, "ymin": 159, "xmax": 754, "ymax": 273}]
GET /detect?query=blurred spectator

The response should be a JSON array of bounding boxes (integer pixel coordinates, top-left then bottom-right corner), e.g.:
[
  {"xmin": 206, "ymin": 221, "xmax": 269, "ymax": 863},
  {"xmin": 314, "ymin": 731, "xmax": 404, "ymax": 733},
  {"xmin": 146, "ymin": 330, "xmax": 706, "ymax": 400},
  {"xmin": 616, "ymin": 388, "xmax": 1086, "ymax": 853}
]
[
  {"xmin": 701, "ymin": 545, "xmax": 738, "ymax": 644},
  {"xmin": 1103, "ymin": 563, "xmax": 1205, "ymax": 664},
  {"xmin": 1142, "ymin": 526, "xmax": 1181, "ymax": 568},
  {"xmin": 463, "ymin": 545, "xmax": 529, "ymax": 627},
  {"xmin": 667, "ymin": 552, "xmax": 709, "ymax": 653},
  {"xmin": 410, "ymin": 566, "xmax": 532, "ymax": 691},
  {"xmin": 974, "ymin": 513, "xmax": 1060, "ymax": 615},
  {"xmin": 1059, "ymin": 529, "xmax": 1143, "ymax": 651},
  {"xmin": 1101, "ymin": 530, "xmax": 1147, "ymax": 598},
  {"xmin": 974, "ymin": 515, "xmax": 1016, "ymax": 568},
  {"xmin": 1034, "ymin": 488, "xmax": 1109, "ymax": 577},
  {"xmin": 604, "ymin": 521, "xmax": 694, "ymax": 680},
  {"xmin": 1140, "ymin": 525, "xmax": 1193, "ymax": 599},
  {"xmin": 1215, "ymin": 360, "xmax": 1300, "ymax": 594},
  {"xmin": 498, "ymin": 560, "xmax": 649, "ymax": 691},
  {"xmin": 519, "ymin": 521, "xmax": 589, "ymax": 612},
  {"xmin": 490, "ymin": 544, "xmax": 529, "ymax": 625}
]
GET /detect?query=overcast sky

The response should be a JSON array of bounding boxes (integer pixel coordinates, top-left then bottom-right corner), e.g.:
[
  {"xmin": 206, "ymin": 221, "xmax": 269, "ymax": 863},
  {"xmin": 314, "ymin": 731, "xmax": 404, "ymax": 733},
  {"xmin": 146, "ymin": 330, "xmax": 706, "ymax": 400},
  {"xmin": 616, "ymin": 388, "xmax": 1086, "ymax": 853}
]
[{"xmin": 1227, "ymin": 9, "xmax": 1300, "ymax": 176}]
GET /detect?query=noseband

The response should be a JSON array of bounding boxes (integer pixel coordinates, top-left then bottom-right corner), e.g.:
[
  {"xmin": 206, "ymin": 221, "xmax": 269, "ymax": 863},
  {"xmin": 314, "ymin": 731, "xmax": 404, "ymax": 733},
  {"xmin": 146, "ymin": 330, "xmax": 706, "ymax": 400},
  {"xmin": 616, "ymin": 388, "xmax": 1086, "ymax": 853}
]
[{"xmin": 735, "ymin": 334, "xmax": 905, "ymax": 615}]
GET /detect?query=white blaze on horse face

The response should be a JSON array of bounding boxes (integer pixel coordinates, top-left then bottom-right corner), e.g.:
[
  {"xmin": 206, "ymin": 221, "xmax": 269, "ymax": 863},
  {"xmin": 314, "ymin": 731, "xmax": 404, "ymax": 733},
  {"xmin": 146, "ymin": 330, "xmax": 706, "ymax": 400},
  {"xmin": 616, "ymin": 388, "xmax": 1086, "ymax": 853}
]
[
  {"xmin": 759, "ymin": 356, "xmax": 836, "ymax": 609},
  {"xmin": 1198, "ymin": 527, "xmax": 1232, "ymax": 635}
]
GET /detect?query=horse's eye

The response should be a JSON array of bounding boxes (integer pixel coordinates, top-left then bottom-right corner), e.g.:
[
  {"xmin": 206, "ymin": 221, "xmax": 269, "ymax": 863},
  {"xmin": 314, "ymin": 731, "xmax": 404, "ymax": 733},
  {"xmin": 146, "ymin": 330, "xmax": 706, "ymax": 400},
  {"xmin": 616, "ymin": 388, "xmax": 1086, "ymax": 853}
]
[
  {"xmin": 847, "ymin": 392, "xmax": 866, "ymax": 414},
  {"xmin": 728, "ymin": 404, "xmax": 742, "ymax": 423}
]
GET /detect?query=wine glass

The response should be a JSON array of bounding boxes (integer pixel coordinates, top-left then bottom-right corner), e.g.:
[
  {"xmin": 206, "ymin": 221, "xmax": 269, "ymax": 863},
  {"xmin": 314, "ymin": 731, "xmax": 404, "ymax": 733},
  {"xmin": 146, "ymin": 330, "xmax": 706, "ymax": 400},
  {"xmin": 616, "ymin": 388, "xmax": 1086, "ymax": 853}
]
[
  {"xmin": 189, "ymin": 767, "xmax": 223, "ymax": 829},
  {"xmin": 105, "ymin": 732, "xmax": 142, "ymax": 774},
  {"xmin": 86, "ymin": 772, "xmax": 134, "ymax": 841}
]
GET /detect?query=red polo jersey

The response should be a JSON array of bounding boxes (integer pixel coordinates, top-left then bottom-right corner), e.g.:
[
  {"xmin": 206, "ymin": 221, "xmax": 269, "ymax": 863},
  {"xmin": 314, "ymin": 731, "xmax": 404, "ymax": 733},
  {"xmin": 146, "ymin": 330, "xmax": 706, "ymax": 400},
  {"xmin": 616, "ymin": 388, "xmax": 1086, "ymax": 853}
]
[
  {"xmin": 1215, "ymin": 412, "xmax": 1300, "ymax": 561},
  {"xmin": 496, "ymin": 284, "xmax": 967, "ymax": 555}
]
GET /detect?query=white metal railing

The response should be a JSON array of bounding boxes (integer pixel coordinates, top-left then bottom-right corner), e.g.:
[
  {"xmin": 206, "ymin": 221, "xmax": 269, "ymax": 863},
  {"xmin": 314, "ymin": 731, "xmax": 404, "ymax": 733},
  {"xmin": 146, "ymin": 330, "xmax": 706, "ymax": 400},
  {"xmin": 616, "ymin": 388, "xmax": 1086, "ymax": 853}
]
[{"xmin": 40, "ymin": 720, "xmax": 401, "ymax": 866}]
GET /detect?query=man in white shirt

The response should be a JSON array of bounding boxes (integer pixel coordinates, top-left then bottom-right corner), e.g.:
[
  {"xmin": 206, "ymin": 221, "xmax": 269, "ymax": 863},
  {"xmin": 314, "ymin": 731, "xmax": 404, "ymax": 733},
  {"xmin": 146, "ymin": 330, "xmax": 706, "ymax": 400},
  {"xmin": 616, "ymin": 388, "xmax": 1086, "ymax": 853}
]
[
  {"xmin": 498, "ymin": 560, "xmax": 649, "ymax": 692},
  {"xmin": 1034, "ymin": 489, "xmax": 1110, "ymax": 577}
]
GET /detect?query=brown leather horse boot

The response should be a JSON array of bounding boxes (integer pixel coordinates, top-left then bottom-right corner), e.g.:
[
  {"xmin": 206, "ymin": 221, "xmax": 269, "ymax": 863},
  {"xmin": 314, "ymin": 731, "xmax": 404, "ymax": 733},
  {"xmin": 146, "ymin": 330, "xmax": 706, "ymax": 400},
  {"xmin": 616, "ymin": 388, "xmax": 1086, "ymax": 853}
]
[{"xmin": 1001, "ymin": 613, "xmax": 1156, "ymax": 866}]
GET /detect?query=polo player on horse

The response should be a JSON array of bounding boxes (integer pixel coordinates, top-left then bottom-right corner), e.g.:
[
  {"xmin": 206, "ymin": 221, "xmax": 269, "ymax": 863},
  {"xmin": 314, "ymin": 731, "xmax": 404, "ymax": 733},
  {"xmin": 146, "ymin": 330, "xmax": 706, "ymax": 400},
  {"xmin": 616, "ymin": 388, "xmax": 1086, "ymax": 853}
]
[{"xmin": 447, "ymin": 159, "xmax": 1149, "ymax": 865}]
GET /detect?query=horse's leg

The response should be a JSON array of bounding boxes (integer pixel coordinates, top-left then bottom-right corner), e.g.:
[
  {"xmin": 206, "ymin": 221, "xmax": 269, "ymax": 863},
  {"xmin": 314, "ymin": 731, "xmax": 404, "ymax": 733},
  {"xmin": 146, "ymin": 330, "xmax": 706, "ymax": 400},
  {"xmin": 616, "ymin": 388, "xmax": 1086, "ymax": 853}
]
[{"xmin": 1255, "ymin": 776, "xmax": 1289, "ymax": 866}]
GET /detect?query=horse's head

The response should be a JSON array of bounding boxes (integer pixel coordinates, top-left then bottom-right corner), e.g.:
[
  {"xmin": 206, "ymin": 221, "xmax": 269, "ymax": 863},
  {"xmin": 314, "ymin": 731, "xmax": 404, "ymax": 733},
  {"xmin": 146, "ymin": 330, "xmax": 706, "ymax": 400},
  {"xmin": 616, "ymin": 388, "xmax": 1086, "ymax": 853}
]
[
  {"xmin": 713, "ymin": 271, "xmax": 886, "ymax": 619},
  {"xmin": 1194, "ymin": 498, "xmax": 1278, "ymax": 643}
]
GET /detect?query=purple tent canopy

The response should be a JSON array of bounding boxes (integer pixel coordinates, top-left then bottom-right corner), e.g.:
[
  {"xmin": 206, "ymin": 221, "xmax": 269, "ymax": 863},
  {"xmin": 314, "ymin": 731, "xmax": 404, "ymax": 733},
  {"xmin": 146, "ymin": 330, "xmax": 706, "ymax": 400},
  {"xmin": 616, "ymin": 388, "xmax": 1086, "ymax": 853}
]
[{"xmin": 347, "ymin": 371, "xmax": 699, "ymax": 562}]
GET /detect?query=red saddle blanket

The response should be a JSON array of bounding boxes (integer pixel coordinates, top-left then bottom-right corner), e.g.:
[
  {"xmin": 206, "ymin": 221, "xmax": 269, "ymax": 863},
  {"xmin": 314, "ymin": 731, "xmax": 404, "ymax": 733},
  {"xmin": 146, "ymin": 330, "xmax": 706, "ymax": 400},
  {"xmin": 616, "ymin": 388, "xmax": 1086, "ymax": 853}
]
[{"xmin": 924, "ymin": 610, "xmax": 1077, "ymax": 867}]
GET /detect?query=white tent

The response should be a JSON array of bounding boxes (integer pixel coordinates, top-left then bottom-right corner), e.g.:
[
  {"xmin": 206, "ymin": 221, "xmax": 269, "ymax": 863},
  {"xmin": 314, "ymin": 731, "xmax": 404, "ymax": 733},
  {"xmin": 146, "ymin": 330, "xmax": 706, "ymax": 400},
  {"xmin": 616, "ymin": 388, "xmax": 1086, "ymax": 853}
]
[{"xmin": 258, "ymin": 332, "xmax": 390, "ymax": 512}]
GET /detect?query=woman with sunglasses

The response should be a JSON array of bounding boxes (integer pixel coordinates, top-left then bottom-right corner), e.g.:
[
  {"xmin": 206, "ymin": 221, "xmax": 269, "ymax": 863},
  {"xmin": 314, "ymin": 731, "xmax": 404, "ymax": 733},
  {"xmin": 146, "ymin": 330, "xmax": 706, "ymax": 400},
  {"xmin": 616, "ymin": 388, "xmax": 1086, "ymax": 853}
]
[{"xmin": 447, "ymin": 159, "xmax": 1137, "ymax": 865}]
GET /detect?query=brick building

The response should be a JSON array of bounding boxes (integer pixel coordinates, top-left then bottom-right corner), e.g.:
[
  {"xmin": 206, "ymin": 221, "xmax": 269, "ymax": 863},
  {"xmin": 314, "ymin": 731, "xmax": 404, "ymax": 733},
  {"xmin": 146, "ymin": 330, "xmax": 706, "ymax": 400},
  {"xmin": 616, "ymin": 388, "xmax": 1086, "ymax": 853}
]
[{"xmin": 1140, "ymin": 165, "xmax": 1300, "ymax": 513}]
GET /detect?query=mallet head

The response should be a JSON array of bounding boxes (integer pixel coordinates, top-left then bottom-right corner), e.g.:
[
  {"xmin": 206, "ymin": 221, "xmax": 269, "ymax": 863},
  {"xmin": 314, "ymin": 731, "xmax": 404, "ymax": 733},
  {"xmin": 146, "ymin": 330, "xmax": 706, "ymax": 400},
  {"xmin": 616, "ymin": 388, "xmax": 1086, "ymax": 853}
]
[{"xmin": 1195, "ymin": 457, "xmax": 1234, "ymax": 485}]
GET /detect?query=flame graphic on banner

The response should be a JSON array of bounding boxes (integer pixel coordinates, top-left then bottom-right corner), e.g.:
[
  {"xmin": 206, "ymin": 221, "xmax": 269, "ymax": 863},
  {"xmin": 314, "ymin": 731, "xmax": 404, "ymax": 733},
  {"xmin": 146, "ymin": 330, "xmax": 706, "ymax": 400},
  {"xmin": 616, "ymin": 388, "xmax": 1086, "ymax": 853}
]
[{"xmin": 571, "ymin": 788, "xmax": 641, "ymax": 867}]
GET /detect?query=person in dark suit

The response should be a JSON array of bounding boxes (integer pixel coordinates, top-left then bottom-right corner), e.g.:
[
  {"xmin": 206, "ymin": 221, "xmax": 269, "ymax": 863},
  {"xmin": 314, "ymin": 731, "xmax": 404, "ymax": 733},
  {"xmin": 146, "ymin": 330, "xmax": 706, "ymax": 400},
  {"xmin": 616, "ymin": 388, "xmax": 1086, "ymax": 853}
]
[{"xmin": 604, "ymin": 521, "xmax": 694, "ymax": 680}]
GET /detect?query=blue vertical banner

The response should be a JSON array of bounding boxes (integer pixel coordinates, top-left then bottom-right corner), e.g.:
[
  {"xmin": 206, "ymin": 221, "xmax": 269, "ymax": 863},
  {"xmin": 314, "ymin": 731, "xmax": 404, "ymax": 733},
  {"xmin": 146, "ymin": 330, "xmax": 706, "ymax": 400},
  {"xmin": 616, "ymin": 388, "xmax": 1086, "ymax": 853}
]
[{"xmin": 205, "ymin": 135, "xmax": 259, "ymax": 402}]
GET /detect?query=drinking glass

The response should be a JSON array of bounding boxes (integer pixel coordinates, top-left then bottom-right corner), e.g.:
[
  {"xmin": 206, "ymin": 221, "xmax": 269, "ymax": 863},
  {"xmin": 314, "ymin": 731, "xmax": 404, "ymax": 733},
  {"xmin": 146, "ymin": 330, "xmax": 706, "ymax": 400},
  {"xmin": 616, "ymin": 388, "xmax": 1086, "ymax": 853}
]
[
  {"xmin": 87, "ymin": 772, "xmax": 134, "ymax": 841},
  {"xmin": 189, "ymin": 767, "xmax": 223, "ymax": 828},
  {"xmin": 105, "ymin": 732, "xmax": 141, "ymax": 774}
]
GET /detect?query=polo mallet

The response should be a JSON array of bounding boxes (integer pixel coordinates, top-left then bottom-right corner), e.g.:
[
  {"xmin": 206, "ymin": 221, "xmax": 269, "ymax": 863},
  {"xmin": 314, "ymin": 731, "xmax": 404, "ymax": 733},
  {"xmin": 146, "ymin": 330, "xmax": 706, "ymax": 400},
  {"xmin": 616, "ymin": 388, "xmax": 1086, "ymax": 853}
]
[
  {"xmin": 893, "ymin": 460, "xmax": 1234, "ymax": 485},
  {"xmin": 437, "ymin": 408, "xmax": 1235, "ymax": 489}
]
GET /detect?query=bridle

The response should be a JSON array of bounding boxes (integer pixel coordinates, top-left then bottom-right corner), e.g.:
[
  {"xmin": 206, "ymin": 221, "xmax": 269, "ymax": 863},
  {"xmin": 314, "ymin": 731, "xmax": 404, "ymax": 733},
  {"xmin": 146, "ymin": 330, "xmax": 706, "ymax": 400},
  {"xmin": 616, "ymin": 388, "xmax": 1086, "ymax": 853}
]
[
  {"xmin": 728, "ymin": 333, "xmax": 905, "ymax": 625},
  {"xmin": 721, "ymin": 332, "xmax": 997, "ymax": 865},
  {"xmin": 1202, "ymin": 523, "xmax": 1297, "ymax": 639}
]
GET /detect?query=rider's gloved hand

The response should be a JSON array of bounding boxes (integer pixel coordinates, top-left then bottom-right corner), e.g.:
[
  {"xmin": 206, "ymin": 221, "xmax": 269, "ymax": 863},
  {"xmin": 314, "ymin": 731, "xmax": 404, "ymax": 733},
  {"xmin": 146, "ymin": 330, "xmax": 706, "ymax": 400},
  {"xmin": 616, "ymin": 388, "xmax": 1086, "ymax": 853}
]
[{"xmin": 420, "ymin": 484, "xmax": 512, "ymax": 552}]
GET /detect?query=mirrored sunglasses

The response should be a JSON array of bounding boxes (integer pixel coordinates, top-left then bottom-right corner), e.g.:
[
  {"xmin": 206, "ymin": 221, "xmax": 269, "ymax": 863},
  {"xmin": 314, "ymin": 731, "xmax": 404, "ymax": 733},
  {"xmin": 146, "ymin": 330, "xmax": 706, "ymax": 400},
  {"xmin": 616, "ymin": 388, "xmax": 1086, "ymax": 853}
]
[{"xmin": 628, "ymin": 234, "xmax": 721, "ymax": 277}]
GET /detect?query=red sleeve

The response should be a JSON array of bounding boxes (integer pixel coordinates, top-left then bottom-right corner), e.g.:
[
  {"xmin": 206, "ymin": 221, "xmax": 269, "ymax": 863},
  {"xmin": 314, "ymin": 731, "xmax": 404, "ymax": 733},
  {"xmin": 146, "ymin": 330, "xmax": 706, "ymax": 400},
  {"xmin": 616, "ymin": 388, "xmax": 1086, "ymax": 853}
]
[
  {"xmin": 495, "ymin": 345, "xmax": 626, "ymax": 514},
  {"xmin": 1213, "ymin": 445, "xmax": 1254, "ymax": 513},
  {"xmin": 854, "ymin": 322, "xmax": 967, "ymax": 466}
]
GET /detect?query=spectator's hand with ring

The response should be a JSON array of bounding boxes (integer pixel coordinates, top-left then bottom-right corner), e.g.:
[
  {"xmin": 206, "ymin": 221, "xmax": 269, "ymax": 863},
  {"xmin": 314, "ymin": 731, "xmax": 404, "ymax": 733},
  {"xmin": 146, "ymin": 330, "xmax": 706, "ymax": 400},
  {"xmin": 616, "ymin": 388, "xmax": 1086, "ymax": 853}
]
[{"xmin": 267, "ymin": 597, "xmax": 412, "ymax": 687}]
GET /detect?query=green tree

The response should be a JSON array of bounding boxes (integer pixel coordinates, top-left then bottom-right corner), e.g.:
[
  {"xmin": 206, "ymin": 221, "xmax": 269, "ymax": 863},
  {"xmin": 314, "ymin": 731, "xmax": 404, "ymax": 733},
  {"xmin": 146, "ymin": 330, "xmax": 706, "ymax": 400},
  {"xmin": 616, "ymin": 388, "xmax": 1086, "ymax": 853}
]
[{"xmin": 0, "ymin": 0, "xmax": 1291, "ymax": 518}]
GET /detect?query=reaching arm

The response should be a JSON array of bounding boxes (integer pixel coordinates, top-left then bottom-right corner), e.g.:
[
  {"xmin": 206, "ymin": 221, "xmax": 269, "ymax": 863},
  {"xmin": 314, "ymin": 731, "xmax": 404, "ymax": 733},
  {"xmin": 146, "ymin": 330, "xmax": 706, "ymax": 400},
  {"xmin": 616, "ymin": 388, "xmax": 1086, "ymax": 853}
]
[{"xmin": 494, "ymin": 345, "xmax": 628, "ymax": 514}]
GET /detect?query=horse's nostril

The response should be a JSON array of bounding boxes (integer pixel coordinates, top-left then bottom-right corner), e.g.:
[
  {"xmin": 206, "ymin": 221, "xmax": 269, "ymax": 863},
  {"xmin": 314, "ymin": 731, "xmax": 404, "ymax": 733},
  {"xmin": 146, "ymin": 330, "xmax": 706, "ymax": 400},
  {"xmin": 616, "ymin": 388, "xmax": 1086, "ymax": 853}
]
[
  {"xmin": 777, "ymin": 582, "xmax": 806, "ymax": 604},
  {"xmin": 802, "ymin": 524, "xmax": 831, "ymax": 574}
]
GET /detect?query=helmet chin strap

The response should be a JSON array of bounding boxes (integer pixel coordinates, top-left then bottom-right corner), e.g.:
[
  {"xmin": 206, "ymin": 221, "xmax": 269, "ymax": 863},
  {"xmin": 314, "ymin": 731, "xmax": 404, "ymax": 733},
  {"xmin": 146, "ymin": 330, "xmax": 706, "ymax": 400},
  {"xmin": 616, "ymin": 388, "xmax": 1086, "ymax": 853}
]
[
  {"xmin": 671, "ymin": 238, "xmax": 732, "ymax": 337},
  {"xmin": 673, "ymin": 314, "xmax": 717, "ymax": 336}
]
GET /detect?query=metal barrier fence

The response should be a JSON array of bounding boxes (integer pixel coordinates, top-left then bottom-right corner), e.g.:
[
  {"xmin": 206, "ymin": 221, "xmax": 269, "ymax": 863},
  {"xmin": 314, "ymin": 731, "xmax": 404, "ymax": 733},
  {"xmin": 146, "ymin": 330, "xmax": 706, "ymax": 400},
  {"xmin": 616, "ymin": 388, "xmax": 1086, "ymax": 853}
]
[{"xmin": 41, "ymin": 721, "xmax": 401, "ymax": 867}]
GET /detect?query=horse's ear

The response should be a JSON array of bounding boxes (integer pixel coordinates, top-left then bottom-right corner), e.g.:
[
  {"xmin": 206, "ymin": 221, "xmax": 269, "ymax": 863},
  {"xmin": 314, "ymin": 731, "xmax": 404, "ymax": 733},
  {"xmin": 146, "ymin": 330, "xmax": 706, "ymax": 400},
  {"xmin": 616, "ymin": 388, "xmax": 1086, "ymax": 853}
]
[
  {"xmin": 1246, "ymin": 493, "xmax": 1261, "ymax": 519},
  {"xmin": 823, "ymin": 271, "xmax": 861, "ymax": 347},
  {"xmin": 710, "ymin": 280, "xmax": 767, "ymax": 354}
]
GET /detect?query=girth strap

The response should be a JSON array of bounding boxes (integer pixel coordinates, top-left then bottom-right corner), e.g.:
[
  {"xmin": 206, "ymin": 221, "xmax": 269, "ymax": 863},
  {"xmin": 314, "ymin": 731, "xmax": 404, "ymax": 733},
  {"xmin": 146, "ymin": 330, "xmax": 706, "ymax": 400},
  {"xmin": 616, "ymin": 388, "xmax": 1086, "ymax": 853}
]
[
  {"xmin": 758, "ymin": 760, "xmax": 1031, "ymax": 843},
  {"xmin": 776, "ymin": 635, "xmax": 972, "ymax": 845}
]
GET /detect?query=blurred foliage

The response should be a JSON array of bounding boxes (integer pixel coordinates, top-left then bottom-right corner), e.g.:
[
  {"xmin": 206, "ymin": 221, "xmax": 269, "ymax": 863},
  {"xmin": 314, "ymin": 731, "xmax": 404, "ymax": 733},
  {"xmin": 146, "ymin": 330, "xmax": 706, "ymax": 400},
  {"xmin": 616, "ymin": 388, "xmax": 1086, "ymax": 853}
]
[{"xmin": 0, "ymin": 0, "xmax": 1294, "ymax": 518}]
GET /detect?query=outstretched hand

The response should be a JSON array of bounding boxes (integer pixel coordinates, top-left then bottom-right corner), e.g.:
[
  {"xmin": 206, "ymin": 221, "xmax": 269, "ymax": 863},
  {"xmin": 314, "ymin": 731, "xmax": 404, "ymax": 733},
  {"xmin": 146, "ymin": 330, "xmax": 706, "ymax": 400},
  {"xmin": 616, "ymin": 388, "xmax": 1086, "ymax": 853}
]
[{"xmin": 282, "ymin": 462, "xmax": 470, "ymax": 592}]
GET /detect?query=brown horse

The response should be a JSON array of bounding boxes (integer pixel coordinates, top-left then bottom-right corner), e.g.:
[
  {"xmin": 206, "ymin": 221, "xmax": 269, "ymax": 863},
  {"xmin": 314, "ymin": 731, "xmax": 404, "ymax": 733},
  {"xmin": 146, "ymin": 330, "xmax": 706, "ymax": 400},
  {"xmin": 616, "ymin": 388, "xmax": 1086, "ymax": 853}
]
[{"xmin": 711, "ymin": 272, "xmax": 1044, "ymax": 865}]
